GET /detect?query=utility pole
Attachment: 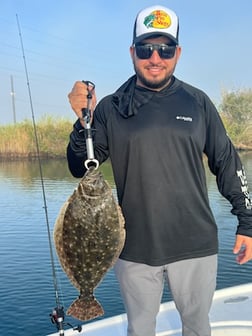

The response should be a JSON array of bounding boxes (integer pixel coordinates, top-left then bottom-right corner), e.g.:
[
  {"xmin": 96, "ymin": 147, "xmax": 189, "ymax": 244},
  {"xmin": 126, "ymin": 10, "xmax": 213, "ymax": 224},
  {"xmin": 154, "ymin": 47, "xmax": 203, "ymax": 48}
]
[{"xmin": 10, "ymin": 75, "xmax": 16, "ymax": 124}]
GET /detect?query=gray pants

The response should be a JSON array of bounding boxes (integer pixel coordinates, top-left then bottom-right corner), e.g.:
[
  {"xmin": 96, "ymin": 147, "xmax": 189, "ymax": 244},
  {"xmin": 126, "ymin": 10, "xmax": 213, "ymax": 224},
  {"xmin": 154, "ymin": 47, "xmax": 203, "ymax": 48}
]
[{"xmin": 114, "ymin": 255, "xmax": 217, "ymax": 336}]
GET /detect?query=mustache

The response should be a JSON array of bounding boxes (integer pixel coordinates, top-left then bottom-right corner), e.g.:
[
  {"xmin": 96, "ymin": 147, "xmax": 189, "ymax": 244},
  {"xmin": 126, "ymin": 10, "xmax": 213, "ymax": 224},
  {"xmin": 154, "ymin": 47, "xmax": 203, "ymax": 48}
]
[{"xmin": 145, "ymin": 63, "xmax": 166, "ymax": 69}]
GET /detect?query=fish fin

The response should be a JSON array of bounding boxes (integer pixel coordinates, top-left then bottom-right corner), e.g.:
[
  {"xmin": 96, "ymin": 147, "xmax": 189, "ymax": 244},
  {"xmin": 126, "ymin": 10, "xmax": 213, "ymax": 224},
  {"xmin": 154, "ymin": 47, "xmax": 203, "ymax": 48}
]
[{"xmin": 67, "ymin": 297, "xmax": 104, "ymax": 321}]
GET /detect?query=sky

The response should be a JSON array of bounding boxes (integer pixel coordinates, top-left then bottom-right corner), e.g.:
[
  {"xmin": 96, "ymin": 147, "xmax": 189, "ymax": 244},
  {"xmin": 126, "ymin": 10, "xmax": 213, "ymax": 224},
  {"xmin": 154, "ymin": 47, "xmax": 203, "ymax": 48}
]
[{"xmin": 0, "ymin": 0, "xmax": 252, "ymax": 125}]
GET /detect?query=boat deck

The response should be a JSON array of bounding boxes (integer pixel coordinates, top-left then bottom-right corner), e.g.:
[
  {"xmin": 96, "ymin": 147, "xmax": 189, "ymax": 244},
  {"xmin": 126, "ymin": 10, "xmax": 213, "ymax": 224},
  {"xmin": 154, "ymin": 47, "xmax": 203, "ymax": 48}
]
[{"xmin": 47, "ymin": 283, "xmax": 252, "ymax": 336}]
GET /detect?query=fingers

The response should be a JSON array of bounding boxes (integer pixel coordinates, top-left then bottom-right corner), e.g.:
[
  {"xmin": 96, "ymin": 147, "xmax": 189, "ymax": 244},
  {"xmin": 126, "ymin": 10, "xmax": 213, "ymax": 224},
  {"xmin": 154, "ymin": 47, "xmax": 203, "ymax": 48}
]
[
  {"xmin": 68, "ymin": 81, "xmax": 87, "ymax": 117},
  {"xmin": 68, "ymin": 81, "xmax": 97, "ymax": 121},
  {"xmin": 233, "ymin": 234, "xmax": 243, "ymax": 254},
  {"xmin": 233, "ymin": 234, "xmax": 252, "ymax": 264}
]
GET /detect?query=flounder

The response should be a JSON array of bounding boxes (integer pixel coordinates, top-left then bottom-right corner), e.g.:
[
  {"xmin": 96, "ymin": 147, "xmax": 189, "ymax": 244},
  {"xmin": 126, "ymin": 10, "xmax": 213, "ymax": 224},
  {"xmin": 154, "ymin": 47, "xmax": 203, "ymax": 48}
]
[{"xmin": 54, "ymin": 167, "xmax": 125, "ymax": 321}]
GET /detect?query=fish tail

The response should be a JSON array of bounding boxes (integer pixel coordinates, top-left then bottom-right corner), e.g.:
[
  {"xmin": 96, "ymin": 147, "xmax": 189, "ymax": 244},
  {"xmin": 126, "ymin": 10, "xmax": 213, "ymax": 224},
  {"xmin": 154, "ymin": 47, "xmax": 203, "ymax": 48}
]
[{"xmin": 67, "ymin": 296, "xmax": 104, "ymax": 321}]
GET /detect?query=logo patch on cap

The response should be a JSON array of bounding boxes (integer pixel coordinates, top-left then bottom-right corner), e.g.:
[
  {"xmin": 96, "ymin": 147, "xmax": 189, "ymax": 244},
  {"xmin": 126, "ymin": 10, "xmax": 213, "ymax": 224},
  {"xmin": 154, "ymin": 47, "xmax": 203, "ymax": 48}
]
[{"xmin": 144, "ymin": 10, "xmax": 171, "ymax": 29}]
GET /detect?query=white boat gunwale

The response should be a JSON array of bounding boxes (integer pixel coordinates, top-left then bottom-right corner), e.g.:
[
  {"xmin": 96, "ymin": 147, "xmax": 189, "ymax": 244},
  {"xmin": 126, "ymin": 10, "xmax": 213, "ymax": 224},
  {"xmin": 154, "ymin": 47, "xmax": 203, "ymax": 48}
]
[{"xmin": 47, "ymin": 282, "xmax": 252, "ymax": 336}]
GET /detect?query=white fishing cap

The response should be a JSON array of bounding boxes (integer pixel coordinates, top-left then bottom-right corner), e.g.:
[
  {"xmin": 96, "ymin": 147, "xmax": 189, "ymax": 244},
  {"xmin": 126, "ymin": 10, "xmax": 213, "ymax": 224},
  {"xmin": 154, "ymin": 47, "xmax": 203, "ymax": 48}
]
[{"xmin": 133, "ymin": 5, "xmax": 179, "ymax": 45}]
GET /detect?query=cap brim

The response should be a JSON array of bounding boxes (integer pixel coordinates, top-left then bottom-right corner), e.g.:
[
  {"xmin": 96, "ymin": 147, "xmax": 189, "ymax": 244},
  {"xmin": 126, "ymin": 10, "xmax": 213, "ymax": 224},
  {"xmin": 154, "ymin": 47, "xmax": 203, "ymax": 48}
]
[{"xmin": 133, "ymin": 32, "xmax": 178, "ymax": 45}]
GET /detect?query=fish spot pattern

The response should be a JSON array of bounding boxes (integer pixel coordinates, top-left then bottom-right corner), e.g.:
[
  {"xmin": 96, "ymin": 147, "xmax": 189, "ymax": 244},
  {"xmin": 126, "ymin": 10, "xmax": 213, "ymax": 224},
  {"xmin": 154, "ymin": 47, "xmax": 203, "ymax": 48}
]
[{"xmin": 54, "ymin": 167, "xmax": 125, "ymax": 321}]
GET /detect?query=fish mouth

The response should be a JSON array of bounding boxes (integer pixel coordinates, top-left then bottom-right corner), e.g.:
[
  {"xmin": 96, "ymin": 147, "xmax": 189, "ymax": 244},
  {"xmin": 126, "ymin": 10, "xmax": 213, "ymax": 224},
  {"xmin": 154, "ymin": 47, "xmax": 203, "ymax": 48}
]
[{"xmin": 79, "ymin": 168, "xmax": 110, "ymax": 197}]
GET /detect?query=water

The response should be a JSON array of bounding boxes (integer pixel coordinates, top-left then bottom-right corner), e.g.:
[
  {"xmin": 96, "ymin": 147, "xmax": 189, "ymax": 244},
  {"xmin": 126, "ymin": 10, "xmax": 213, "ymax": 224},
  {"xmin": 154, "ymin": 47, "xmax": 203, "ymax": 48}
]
[{"xmin": 0, "ymin": 154, "xmax": 251, "ymax": 336}]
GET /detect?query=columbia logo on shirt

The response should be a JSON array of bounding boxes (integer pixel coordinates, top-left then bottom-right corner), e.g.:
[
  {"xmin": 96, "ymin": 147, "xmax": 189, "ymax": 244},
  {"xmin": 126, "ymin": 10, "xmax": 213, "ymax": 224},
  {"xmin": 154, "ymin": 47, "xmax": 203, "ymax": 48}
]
[{"xmin": 176, "ymin": 116, "xmax": 193, "ymax": 122}]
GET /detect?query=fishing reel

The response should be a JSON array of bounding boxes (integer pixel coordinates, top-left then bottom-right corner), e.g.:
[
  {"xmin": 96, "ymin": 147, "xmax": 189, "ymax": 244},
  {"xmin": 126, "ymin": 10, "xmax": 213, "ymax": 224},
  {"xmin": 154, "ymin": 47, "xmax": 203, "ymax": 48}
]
[{"xmin": 50, "ymin": 306, "xmax": 82, "ymax": 334}]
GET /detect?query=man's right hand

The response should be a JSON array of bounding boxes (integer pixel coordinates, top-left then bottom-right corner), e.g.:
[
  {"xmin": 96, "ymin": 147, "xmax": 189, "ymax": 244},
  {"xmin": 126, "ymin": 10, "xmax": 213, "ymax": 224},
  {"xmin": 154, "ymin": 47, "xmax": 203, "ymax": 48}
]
[{"xmin": 68, "ymin": 81, "xmax": 97, "ymax": 127}]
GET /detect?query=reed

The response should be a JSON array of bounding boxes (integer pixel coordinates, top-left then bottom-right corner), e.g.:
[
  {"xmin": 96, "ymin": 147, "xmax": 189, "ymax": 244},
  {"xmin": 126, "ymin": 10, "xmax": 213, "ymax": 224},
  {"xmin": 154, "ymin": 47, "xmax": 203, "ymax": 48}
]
[
  {"xmin": 0, "ymin": 115, "xmax": 73, "ymax": 159},
  {"xmin": 0, "ymin": 112, "xmax": 251, "ymax": 161}
]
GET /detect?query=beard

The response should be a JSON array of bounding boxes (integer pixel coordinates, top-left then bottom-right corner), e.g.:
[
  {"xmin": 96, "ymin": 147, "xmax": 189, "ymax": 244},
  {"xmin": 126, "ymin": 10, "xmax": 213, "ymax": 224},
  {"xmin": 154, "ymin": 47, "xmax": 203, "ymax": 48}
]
[{"xmin": 133, "ymin": 63, "xmax": 175, "ymax": 90}]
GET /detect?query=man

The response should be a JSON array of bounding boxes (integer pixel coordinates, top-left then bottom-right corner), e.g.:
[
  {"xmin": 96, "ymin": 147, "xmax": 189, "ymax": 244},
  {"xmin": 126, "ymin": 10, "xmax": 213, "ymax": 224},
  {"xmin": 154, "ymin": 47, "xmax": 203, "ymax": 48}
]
[{"xmin": 67, "ymin": 5, "xmax": 252, "ymax": 336}]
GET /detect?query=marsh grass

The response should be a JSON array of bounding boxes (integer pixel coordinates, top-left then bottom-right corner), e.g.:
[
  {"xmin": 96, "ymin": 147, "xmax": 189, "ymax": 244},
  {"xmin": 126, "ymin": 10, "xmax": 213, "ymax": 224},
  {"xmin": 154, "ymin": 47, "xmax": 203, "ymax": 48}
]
[
  {"xmin": 0, "ymin": 115, "xmax": 73, "ymax": 159},
  {"xmin": 0, "ymin": 109, "xmax": 251, "ymax": 161}
]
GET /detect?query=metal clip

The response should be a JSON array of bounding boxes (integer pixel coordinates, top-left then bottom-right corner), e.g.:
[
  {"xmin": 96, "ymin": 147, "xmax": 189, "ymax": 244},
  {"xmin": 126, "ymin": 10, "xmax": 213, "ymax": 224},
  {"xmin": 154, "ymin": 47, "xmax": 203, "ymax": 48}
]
[{"xmin": 81, "ymin": 81, "xmax": 99, "ymax": 170}]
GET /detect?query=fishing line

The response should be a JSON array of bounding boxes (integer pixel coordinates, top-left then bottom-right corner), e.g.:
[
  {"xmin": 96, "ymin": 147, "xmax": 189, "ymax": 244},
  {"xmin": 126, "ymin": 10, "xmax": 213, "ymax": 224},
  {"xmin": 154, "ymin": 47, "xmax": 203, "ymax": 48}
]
[{"xmin": 16, "ymin": 14, "xmax": 68, "ymax": 335}]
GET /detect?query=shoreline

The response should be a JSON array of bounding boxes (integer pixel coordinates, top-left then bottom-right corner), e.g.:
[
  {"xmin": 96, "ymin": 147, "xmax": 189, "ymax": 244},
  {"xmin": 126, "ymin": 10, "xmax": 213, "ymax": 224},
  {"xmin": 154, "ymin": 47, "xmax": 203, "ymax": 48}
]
[
  {"xmin": 0, "ymin": 152, "xmax": 66, "ymax": 161},
  {"xmin": 1, "ymin": 146, "xmax": 252, "ymax": 162}
]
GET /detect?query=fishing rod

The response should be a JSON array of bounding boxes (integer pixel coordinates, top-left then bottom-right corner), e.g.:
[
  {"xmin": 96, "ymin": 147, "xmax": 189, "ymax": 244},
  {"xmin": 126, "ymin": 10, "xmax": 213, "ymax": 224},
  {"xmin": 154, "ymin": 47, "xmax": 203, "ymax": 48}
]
[{"xmin": 16, "ymin": 15, "xmax": 81, "ymax": 335}]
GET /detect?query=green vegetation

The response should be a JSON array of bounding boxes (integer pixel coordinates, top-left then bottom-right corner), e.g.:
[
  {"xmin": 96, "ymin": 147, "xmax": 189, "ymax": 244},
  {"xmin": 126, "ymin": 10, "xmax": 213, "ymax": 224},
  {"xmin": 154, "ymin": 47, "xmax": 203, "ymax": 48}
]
[
  {"xmin": 0, "ymin": 115, "xmax": 73, "ymax": 159},
  {"xmin": 219, "ymin": 88, "xmax": 252, "ymax": 149},
  {"xmin": 0, "ymin": 89, "xmax": 252, "ymax": 159}
]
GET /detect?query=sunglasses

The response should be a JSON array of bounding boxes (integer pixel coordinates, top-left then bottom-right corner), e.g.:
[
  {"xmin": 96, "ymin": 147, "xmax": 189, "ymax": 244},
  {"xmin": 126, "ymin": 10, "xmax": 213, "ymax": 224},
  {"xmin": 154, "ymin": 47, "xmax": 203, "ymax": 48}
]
[{"xmin": 134, "ymin": 43, "xmax": 177, "ymax": 60}]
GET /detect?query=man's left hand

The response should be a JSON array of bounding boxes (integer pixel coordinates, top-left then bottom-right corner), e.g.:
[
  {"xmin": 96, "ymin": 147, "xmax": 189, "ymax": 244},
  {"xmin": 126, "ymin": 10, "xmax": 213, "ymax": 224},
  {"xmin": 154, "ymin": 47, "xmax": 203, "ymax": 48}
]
[{"xmin": 233, "ymin": 234, "xmax": 252, "ymax": 264}]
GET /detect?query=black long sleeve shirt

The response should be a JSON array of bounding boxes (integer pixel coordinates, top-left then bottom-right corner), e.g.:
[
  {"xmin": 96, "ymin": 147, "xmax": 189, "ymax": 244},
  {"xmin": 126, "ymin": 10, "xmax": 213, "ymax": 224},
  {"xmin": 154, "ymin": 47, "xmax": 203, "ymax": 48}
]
[{"xmin": 67, "ymin": 76, "xmax": 252, "ymax": 266}]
